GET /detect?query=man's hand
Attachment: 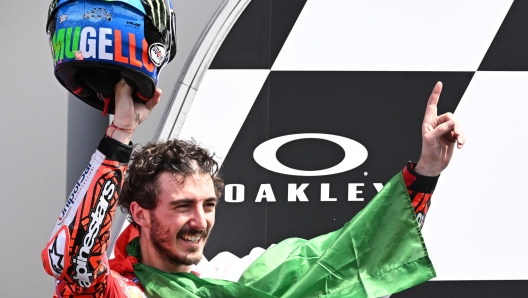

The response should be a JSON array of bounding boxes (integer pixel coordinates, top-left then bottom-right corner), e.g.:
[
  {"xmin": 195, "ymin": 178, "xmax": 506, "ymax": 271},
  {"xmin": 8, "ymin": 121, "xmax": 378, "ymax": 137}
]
[
  {"xmin": 414, "ymin": 82, "xmax": 465, "ymax": 177},
  {"xmin": 107, "ymin": 78, "xmax": 162, "ymax": 144}
]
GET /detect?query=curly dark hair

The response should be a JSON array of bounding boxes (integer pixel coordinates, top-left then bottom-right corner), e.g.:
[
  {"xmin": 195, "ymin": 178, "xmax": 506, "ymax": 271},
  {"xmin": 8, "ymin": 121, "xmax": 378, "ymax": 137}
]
[{"xmin": 119, "ymin": 139, "xmax": 224, "ymax": 223}]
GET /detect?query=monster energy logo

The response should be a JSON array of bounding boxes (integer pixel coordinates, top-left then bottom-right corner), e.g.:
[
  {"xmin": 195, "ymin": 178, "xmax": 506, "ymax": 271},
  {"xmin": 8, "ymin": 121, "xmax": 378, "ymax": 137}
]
[
  {"xmin": 48, "ymin": 0, "xmax": 59, "ymax": 19},
  {"xmin": 143, "ymin": 0, "xmax": 169, "ymax": 31}
]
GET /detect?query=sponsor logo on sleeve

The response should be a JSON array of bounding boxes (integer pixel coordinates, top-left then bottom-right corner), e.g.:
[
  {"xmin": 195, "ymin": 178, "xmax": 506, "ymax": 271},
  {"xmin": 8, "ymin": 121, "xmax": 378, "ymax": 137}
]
[
  {"xmin": 72, "ymin": 179, "xmax": 116, "ymax": 288},
  {"xmin": 48, "ymin": 228, "xmax": 68, "ymax": 278},
  {"xmin": 54, "ymin": 152, "xmax": 105, "ymax": 234},
  {"xmin": 58, "ymin": 163, "xmax": 92, "ymax": 223},
  {"xmin": 51, "ymin": 151, "xmax": 105, "ymax": 239}
]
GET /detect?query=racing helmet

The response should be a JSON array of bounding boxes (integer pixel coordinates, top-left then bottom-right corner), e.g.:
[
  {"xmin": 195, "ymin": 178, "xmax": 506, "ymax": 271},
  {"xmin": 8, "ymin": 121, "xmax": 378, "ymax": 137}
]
[{"xmin": 46, "ymin": 0, "xmax": 176, "ymax": 114}]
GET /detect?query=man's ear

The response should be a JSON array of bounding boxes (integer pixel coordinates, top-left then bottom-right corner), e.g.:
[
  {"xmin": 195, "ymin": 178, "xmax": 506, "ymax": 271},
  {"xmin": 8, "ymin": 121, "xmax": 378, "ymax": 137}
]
[{"xmin": 130, "ymin": 202, "xmax": 151, "ymax": 228}]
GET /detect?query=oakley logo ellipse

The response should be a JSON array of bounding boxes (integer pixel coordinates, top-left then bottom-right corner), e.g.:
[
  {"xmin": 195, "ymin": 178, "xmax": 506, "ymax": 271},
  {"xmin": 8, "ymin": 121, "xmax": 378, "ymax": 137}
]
[{"xmin": 253, "ymin": 133, "xmax": 368, "ymax": 176}]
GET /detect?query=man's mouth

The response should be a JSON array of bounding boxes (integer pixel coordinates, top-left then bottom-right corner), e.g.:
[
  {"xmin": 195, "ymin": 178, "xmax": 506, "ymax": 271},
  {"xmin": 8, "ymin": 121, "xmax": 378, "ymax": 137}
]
[{"xmin": 178, "ymin": 234, "xmax": 202, "ymax": 244}]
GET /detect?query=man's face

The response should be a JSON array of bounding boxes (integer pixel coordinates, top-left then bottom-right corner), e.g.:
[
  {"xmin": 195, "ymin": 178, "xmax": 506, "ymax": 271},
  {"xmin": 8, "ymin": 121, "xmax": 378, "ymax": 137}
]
[{"xmin": 148, "ymin": 171, "xmax": 218, "ymax": 267}]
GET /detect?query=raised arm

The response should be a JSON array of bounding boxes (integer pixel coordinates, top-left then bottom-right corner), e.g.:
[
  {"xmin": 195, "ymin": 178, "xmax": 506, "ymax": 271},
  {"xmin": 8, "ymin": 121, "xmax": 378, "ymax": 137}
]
[
  {"xmin": 415, "ymin": 81, "xmax": 465, "ymax": 176},
  {"xmin": 406, "ymin": 81, "xmax": 465, "ymax": 228},
  {"xmin": 237, "ymin": 82, "xmax": 466, "ymax": 298},
  {"xmin": 41, "ymin": 80, "xmax": 160, "ymax": 297}
]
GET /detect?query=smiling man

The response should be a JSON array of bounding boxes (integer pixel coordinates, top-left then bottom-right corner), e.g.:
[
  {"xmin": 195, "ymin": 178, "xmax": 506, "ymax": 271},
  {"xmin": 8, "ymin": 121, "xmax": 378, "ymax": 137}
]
[
  {"xmin": 120, "ymin": 141, "xmax": 223, "ymax": 273},
  {"xmin": 141, "ymin": 172, "xmax": 216, "ymax": 269},
  {"xmin": 42, "ymin": 79, "xmax": 464, "ymax": 297}
]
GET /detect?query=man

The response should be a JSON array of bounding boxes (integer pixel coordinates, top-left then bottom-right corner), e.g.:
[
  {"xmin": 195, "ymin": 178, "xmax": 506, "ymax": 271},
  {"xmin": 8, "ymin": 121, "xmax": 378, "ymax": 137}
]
[{"xmin": 42, "ymin": 79, "xmax": 464, "ymax": 297}]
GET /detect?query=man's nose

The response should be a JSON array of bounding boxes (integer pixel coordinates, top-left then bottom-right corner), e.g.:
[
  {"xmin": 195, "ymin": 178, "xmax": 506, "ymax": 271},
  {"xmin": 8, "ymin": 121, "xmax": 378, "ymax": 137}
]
[{"xmin": 189, "ymin": 206, "xmax": 207, "ymax": 230}]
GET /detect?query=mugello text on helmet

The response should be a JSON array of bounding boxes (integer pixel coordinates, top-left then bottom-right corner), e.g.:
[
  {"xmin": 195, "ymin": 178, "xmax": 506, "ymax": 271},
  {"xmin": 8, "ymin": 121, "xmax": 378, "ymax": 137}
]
[{"xmin": 51, "ymin": 26, "xmax": 164, "ymax": 74}]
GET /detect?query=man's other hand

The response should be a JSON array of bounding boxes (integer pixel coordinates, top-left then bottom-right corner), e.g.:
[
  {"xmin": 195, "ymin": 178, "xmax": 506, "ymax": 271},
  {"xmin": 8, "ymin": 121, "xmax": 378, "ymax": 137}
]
[
  {"xmin": 108, "ymin": 78, "xmax": 162, "ymax": 144},
  {"xmin": 415, "ymin": 82, "xmax": 465, "ymax": 177}
]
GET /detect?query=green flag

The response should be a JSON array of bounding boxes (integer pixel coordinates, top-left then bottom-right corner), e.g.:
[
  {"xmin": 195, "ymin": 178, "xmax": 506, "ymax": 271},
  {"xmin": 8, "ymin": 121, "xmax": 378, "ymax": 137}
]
[
  {"xmin": 239, "ymin": 172, "xmax": 435, "ymax": 297},
  {"xmin": 131, "ymin": 172, "xmax": 435, "ymax": 297}
]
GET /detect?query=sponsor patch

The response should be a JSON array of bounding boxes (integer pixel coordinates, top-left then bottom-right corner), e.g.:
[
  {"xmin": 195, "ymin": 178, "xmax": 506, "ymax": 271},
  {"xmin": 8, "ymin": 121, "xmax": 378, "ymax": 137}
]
[
  {"xmin": 148, "ymin": 43, "xmax": 168, "ymax": 67},
  {"xmin": 52, "ymin": 150, "xmax": 105, "ymax": 237},
  {"xmin": 83, "ymin": 8, "xmax": 112, "ymax": 21},
  {"xmin": 126, "ymin": 21, "xmax": 141, "ymax": 29},
  {"xmin": 48, "ymin": 227, "xmax": 68, "ymax": 278},
  {"xmin": 73, "ymin": 179, "xmax": 116, "ymax": 288},
  {"xmin": 59, "ymin": 14, "xmax": 68, "ymax": 23},
  {"xmin": 58, "ymin": 163, "xmax": 93, "ymax": 223}
]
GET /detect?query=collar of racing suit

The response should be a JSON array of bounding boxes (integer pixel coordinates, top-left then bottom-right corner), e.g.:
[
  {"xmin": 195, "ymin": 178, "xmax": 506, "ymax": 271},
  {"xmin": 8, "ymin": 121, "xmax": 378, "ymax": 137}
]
[{"xmin": 109, "ymin": 223, "xmax": 140, "ymax": 276}]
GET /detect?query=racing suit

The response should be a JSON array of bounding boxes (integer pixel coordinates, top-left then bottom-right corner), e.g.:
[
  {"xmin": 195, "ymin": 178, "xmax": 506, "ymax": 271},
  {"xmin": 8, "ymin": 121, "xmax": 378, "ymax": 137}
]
[{"xmin": 42, "ymin": 136, "xmax": 437, "ymax": 297}]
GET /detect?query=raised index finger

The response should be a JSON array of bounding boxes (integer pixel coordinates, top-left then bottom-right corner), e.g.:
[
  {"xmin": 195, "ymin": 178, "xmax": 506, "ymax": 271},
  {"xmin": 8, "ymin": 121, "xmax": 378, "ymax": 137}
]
[{"xmin": 424, "ymin": 81, "xmax": 443, "ymax": 121}]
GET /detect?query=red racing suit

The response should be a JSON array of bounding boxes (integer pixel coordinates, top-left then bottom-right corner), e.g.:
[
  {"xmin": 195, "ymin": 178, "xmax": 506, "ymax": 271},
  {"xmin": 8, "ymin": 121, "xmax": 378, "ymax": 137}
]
[{"xmin": 42, "ymin": 136, "xmax": 438, "ymax": 297}]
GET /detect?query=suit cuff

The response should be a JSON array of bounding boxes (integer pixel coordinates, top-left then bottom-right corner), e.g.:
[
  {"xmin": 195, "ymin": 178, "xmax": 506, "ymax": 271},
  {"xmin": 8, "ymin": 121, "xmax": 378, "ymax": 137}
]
[
  {"xmin": 402, "ymin": 161, "xmax": 439, "ymax": 194},
  {"xmin": 97, "ymin": 136, "xmax": 133, "ymax": 163}
]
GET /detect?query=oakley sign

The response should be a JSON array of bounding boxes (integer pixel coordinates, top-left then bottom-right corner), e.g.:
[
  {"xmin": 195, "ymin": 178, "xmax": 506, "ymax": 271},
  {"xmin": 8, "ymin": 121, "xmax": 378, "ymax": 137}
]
[{"xmin": 253, "ymin": 133, "xmax": 368, "ymax": 176}]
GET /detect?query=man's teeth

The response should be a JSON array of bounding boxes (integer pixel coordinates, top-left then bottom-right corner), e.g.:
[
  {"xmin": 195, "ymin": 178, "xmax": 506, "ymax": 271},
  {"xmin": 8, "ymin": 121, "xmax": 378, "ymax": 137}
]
[{"xmin": 181, "ymin": 235, "xmax": 201, "ymax": 243}]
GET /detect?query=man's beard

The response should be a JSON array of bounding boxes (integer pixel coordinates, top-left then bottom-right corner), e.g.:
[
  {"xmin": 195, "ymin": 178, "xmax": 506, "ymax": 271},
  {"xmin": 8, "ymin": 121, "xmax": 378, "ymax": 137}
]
[{"xmin": 149, "ymin": 212, "xmax": 210, "ymax": 266}]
